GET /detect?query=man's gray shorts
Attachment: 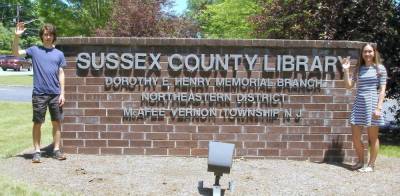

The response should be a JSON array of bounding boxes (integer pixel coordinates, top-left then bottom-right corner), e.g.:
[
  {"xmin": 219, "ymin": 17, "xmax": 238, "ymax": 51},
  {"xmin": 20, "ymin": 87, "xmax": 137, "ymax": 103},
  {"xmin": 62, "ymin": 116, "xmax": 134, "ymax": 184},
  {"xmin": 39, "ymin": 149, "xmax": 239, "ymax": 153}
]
[{"xmin": 32, "ymin": 94, "xmax": 63, "ymax": 123}]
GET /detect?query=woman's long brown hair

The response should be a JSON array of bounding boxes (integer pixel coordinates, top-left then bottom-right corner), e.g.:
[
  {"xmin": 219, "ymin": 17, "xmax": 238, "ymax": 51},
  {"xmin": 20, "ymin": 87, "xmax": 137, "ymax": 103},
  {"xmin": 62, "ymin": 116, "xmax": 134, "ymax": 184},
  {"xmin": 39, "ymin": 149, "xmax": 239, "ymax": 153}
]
[{"xmin": 353, "ymin": 43, "xmax": 382, "ymax": 81}]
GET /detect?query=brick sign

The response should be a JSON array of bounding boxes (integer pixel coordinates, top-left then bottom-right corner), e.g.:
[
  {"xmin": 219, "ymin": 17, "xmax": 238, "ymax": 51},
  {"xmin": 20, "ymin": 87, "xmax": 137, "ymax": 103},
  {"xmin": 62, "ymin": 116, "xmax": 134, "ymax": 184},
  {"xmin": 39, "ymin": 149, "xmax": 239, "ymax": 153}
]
[{"xmin": 57, "ymin": 38, "xmax": 365, "ymax": 162}]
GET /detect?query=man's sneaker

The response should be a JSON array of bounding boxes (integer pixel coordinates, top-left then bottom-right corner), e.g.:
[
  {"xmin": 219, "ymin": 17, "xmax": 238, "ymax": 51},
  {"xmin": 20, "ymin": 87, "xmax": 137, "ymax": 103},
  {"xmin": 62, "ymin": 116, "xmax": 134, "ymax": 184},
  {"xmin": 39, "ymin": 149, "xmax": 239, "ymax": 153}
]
[
  {"xmin": 32, "ymin": 152, "xmax": 41, "ymax": 163},
  {"xmin": 53, "ymin": 150, "xmax": 66, "ymax": 160}
]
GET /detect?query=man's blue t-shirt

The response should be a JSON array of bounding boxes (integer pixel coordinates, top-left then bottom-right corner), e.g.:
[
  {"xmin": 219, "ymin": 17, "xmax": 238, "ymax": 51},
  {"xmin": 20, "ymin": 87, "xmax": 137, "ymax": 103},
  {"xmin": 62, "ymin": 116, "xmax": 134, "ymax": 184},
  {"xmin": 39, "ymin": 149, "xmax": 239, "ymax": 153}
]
[{"xmin": 26, "ymin": 45, "xmax": 66, "ymax": 95}]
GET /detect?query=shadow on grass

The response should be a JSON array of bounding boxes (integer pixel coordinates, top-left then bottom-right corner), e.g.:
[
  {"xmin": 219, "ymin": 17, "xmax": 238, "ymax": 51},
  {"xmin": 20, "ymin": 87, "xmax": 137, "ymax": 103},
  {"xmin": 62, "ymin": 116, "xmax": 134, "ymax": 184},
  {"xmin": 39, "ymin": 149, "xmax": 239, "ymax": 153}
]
[{"xmin": 15, "ymin": 143, "xmax": 54, "ymax": 159}]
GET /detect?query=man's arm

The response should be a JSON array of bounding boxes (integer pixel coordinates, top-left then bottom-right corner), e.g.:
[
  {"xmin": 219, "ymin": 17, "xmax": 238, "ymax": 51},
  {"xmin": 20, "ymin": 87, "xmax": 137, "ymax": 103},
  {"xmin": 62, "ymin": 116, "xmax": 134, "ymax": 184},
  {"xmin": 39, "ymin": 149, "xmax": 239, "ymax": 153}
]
[
  {"xmin": 58, "ymin": 68, "xmax": 65, "ymax": 107},
  {"xmin": 12, "ymin": 22, "xmax": 26, "ymax": 56}
]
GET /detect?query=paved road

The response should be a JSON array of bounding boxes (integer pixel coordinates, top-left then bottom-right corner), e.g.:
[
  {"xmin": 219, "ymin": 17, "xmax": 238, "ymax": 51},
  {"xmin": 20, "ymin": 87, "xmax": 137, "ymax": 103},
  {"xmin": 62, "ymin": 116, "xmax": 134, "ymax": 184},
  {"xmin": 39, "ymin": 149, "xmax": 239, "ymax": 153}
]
[
  {"xmin": 0, "ymin": 86, "xmax": 32, "ymax": 102},
  {"xmin": 0, "ymin": 68, "xmax": 32, "ymax": 76},
  {"xmin": 0, "ymin": 69, "xmax": 33, "ymax": 102}
]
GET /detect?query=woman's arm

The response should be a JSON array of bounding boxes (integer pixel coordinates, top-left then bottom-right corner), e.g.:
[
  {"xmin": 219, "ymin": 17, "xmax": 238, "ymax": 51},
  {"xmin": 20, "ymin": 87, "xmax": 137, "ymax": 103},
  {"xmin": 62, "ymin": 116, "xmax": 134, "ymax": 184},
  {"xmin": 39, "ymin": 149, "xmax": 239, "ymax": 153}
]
[
  {"xmin": 340, "ymin": 57, "xmax": 355, "ymax": 89},
  {"xmin": 373, "ymin": 83, "xmax": 386, "ymax": 119}
]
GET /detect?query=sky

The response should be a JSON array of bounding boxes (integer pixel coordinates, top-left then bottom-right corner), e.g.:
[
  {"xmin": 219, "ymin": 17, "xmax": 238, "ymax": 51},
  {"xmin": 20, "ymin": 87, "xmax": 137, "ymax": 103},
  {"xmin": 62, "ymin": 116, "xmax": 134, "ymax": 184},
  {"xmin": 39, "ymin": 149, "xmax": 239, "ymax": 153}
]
[{"xmin": 172, "ymin": 0, "xmax": 188, "ymax": 15}]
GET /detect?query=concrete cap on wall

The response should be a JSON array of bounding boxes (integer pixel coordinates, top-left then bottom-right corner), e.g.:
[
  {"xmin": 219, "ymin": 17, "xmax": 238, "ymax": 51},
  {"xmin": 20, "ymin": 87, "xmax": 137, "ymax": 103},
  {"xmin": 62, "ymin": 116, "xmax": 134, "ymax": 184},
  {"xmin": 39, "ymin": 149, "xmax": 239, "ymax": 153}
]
[{"xmin": 57, "ymin": 37, "xmax": 370, "ymax": 49}]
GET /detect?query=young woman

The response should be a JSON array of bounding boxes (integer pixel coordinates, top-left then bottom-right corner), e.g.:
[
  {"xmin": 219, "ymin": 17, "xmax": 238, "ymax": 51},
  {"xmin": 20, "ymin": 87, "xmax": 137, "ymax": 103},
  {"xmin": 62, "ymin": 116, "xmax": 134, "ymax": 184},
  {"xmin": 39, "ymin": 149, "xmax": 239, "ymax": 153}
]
[{"xmin": 341, "ymin": 43, "xmax": 387, "ymax": 172}]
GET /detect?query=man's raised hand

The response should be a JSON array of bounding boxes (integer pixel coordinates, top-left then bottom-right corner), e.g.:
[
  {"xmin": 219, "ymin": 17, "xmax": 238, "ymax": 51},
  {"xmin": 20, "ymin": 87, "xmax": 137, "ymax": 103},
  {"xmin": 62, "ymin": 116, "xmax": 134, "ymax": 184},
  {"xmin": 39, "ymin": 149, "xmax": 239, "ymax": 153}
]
[{"xmin": 15, "ymin": 22, "xmax": 26, "ymax": 36}]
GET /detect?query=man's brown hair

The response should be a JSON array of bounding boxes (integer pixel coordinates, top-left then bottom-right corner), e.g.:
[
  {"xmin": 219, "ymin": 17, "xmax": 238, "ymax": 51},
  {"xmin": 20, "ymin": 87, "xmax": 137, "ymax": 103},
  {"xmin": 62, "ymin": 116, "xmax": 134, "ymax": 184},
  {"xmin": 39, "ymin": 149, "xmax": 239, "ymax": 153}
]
[{"xmin": 39, "ymin": 23, "xmax": 57, "ymax": 43}]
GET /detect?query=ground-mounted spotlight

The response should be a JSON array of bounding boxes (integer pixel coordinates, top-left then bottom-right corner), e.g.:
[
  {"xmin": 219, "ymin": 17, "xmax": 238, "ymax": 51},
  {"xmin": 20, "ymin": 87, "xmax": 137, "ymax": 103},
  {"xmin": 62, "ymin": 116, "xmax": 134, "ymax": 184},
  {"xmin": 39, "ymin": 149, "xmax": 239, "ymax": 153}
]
[{"xmin": 198, "ymin": 141, "xmax": 235, "ymax": 196}]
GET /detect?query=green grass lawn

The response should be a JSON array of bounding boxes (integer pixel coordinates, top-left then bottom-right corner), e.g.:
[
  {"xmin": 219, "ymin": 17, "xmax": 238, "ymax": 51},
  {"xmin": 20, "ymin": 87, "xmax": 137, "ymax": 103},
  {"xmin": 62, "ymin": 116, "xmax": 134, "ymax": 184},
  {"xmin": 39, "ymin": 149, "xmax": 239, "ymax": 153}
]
[
  {"xmin": 0, "ymin": 175, "xmax": 70, "ymax": 196},
  {"xmin": 0, "ymin": 101, "xmax": 62, "ymax": 195},
  {"xmin": 380, "ymin": 144, "xmax": 400, "ymax": 157},
  {"xmin": 0, "ymin": 101, "xmax": 53, "ymax": 158},
  {"xmin": 0, "ymin": 50, "xmax": 11, "ymax": 55},
  {"xmin": 0, "ymin": 75, "xmax": 33, "ymax": 86}
]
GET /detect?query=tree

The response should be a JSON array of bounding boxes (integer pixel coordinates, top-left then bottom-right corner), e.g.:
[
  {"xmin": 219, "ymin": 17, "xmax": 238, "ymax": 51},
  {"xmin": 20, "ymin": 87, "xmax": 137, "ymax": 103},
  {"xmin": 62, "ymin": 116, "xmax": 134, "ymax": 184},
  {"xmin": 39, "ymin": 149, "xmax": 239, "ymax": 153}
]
[
  {"xmin": 252, "ymin": 0, "xmax": 400, "ymax": 124},
  {"xmin": 36, "ymin": 0, "xmax": 113, "ymax": 36},
  {"xmin": 387, "ymin": 2, "xmax": 400, "ymax": 122},
  {"xmin": 160, "ymin": 15, "xmax": 201, "ymax": 38},
  {"xmin": 0, "ymin": 0, "xmax": 41, "ymax": 51},
  {"xmin": 0, "ymin": 23, "xmax": 13, "ymax": 53},
  {"xmin": 251, "ymin": 0, "xmax": 319, "ymax": 39},
  {"xmin": 0, "ymin": 0, "xmax": 38, "ymax": 28},
  {"xmin": 186, "ymin": 0, "xmax": 223, "ymax": 18},
  {"xmin": 96, "ymin": 0, "xmax": 198, "ymax": 37},
  {"xmin": 95, "ymin": 0, "xmax": 168, "ymax": 37},
  {"xmin": 63, "ymin": 0, "xmax": 113, "ymax": 35},
  {"xmin": 196, "ymin": 0, "xmax": 261, "ymax": 38}
]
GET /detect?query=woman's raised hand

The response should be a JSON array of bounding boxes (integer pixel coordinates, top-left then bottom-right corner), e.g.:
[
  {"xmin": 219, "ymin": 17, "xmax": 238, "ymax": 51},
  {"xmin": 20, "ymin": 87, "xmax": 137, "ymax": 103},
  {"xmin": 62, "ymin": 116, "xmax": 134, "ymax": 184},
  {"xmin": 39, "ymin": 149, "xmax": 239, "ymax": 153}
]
[{"xmin": 340, "ymin": 56, "xmax": 351, "ymax": 70}]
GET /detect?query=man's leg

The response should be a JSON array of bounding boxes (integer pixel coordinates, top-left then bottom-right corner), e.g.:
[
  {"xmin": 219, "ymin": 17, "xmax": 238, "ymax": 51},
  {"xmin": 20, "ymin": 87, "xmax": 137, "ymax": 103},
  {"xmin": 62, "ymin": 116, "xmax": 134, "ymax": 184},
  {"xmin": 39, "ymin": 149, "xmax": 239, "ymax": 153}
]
[
  {"xmin": 32, "ymin": 95, "xmax": 47, "ymax": 163},
  {"xmin": 51, "ymin": 120, "xmax": 61, "ymax": 151},
  {"xmin": 32, "ymin": 122, "xmax": 42, "ymax": 152},
  {"xmin": 48, "ymin": 95, "xmax": 66, "ymax": 160}
]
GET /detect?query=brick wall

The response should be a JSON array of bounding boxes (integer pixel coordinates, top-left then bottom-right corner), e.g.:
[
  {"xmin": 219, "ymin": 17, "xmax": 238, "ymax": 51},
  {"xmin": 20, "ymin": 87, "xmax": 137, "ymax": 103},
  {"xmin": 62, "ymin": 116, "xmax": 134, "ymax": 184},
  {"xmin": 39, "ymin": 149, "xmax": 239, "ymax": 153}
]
[{"xmin": 57, "ymin": 38, "xmax": 368, "ymax": 163}]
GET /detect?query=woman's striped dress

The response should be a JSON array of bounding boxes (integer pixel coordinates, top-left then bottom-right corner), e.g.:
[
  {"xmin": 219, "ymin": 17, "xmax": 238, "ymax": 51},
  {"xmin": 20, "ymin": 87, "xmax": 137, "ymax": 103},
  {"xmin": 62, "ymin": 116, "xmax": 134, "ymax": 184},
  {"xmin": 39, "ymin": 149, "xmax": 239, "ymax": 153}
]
[{"xmin": 350, "ymin": 64, "xmax": 387, "ymax": 126}]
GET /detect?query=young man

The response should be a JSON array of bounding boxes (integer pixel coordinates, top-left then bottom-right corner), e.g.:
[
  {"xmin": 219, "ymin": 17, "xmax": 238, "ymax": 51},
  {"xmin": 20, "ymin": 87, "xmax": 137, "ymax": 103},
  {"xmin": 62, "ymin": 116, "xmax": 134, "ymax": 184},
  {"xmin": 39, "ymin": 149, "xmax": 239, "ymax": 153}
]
[{"xmin": 12, "ymin": 22, "xmax": 67, "ymax": 163}]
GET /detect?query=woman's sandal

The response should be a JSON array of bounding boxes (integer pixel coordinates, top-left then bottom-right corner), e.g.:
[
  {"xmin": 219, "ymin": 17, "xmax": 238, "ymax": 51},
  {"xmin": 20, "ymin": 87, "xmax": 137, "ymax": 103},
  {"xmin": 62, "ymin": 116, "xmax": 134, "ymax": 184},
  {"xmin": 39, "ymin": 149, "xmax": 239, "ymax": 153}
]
[{"xmin": 358, "ymin": 165, "xmax": 374, "ymax": 172}]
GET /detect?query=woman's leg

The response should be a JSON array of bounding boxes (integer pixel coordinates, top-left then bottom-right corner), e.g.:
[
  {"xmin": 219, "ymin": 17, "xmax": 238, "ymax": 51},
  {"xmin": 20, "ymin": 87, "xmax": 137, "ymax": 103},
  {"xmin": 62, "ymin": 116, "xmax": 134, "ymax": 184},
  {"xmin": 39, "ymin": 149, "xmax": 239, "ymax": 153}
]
[
  {"xmin": 351, "ymin": 125, "xmax": 364, "ymax": 164},
  {"xmin": 367, "ymin": 126, "xmax": 379, "ymax": 166}
]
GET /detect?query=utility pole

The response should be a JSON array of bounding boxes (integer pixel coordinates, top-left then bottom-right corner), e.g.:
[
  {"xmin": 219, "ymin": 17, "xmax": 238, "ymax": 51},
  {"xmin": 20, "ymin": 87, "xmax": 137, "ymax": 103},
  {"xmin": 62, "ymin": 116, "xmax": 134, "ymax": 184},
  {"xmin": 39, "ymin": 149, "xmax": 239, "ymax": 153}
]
[{"xmin": 16, "ymin": 5, "xmax": 20, "ymax": 23}]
